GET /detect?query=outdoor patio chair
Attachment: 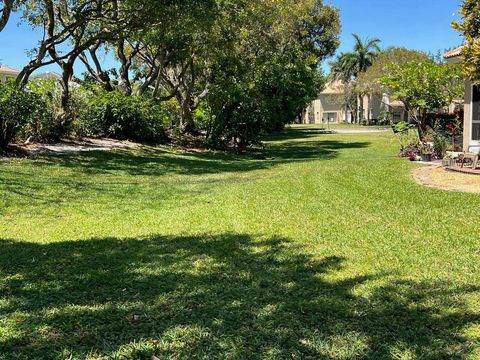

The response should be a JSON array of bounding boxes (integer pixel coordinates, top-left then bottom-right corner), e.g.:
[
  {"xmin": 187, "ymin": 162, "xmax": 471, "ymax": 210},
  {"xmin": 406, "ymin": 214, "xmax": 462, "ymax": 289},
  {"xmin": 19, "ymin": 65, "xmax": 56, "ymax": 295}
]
[{"xmin": 461, "ymin": 145, "xmax": 480, "ymax": 170}]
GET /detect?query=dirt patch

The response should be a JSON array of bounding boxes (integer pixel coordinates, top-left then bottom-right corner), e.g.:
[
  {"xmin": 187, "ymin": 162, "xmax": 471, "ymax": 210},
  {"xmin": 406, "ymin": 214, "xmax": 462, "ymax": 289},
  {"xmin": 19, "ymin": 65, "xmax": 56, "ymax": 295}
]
[
  {"xmin": 7, "ymin": 138, "xmax": 139, "ymax": 156},
  {"xmin": 412, "ymin": 165, "xmax": 480, "ymax": 193}
]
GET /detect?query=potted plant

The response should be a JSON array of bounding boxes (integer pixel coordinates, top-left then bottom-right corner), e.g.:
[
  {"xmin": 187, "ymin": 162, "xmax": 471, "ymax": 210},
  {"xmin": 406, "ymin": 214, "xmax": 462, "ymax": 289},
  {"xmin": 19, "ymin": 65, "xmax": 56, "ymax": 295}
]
[
  {"xmin": 420, "ymin": 143, "xmax": 433, "ymax": 162},
  {"xmin": 442, "ymin": 152, "xmax": 455, "ymax": 167}
]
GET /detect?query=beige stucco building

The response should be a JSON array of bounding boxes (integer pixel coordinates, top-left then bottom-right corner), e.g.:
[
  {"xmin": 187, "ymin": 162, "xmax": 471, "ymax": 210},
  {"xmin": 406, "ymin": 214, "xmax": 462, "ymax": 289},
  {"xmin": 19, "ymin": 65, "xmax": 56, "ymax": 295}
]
[
  {"xmin": 445, "ymin": 46, "xmax": 479, "ymax": 151},
  {"xmin": 303, "ymin": 80, "xmax": 409, "ymax": 125},
  {"xmin": 0, "ymin": 64, "xmax": 20, "ymax": 82},
  {"xmin": 304, "ymin": 80, "xmax": 350, "ymax": 124}
]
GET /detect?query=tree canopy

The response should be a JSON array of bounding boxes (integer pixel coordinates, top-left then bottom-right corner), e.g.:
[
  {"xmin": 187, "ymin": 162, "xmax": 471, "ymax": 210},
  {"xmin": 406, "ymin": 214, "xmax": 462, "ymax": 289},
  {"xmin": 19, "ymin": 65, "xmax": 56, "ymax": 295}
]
[
  {"xmin": 6, "ymin": 0, "xmax": 340, "ymax": 148},
  {"xmin": 357, "ymin": 47, "xmax": 431, "ymax": 96},
  {"xmin": 453, "ymin": 0, "xmax": 480, "ymax": 83},
  {"xmin": 330, "ymin": 34, "xmax": 381, "ymax": 81},
  {"xmin": 380, "ymin": 61, "xmax": 464, "ymax": 139}
]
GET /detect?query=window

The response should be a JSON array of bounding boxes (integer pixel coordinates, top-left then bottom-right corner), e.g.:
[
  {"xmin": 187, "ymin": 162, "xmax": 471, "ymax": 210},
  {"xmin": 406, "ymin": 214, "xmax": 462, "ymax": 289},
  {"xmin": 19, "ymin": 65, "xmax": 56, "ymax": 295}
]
[
  {"xmin": 323, "ymin": 112, "xmax": 337, "ymax": 123},
  {"xmin": 472, "ymin": 85, "xmax": 480, "ymax": 142}
]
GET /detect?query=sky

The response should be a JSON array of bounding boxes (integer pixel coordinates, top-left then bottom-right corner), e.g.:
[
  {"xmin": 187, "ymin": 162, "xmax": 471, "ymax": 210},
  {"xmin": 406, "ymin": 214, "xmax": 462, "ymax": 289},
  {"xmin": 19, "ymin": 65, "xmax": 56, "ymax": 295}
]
[
  {"xmin": 0, "ymin": 0, "xmax": 466, "ymax": 76},
  {"xmin": 322, "ymin": 0, "xmax": 464, "ymax": 69}
]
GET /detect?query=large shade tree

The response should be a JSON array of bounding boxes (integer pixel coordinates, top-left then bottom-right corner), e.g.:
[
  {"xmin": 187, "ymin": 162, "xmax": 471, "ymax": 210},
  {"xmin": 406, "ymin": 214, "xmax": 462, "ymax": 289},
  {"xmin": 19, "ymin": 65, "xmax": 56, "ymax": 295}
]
[
  {"xmin": 114, "ymin": 0, "xmax": 341, "ymax": 140},
  {"xmin": 16, "ymin": 0, "xmax": 160, "ymax": 131},
  {"xmin": 453, "ymin": 0, "xmax": 480, "ymax": 83},
  {"xmin": 203, "ymin": 0, "xmax": 340, "ymax": 148},
  {"xmin": 5, "ymin": 0, "xmax": 340, "ymax": 147},
  {"xmin": 381, "ymin": 61, "xmax": 464, "ymax": 139},
  {"xmin": 357, "ymin": 47, "xmax": 431, "ymax": 96}
]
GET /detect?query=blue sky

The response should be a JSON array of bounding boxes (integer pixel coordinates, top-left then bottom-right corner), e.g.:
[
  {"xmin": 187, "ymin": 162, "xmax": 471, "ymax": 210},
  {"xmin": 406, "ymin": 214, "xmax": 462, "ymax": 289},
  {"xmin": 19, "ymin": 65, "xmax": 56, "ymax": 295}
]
[
  {"xmin": 323, "ymin": 0, "xmax": 464, "ymax": 68},
  {"xmin": 0, "ymin": 0, "xmax": 465, "ymax": 76}
]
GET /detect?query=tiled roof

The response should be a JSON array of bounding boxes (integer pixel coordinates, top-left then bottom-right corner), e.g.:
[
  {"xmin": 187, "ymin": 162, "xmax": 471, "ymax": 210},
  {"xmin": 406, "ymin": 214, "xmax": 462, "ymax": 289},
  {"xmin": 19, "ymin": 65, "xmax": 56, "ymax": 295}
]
[
  {"xmin": 444, "ymin": 46, "xmax": 464, "ymax": 59},
  {"xmin": 321, "ymin": 80, "xmax": 345, "ymax": 95},
  {"xmin": 0, "ymin": 64, "xmax": 21, "ymax": 75}
]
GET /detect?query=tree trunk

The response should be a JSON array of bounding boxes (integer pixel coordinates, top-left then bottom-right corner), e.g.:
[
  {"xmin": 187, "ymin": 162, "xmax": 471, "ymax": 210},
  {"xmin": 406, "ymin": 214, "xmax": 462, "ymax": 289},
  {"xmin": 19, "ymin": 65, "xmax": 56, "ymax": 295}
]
[
  {"xmin": 0, "ymin": 0, "xmax": 14, "ymax": 33},
  {"xmin": 118, "ymin": 40, "xmax": 133, "ymax": 96},
  {"xmin": 58, "ymin": 63, "xmax": 74, "ymax": 134}
]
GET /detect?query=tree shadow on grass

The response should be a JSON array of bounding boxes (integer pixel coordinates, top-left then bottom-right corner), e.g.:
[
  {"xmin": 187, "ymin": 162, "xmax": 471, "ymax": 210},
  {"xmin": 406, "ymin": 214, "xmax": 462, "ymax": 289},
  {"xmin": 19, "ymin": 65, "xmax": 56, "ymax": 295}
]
[
  {"xmin": 0, "ymin": 138, "xmax": 370, "ymax": 206},
  {"xmin": 14, "ymin": 138, "xmax": 370, "ymax": 177},
  {"xmin": 0, "ymin": 234, "xmax": 478, "ymax": 359}
]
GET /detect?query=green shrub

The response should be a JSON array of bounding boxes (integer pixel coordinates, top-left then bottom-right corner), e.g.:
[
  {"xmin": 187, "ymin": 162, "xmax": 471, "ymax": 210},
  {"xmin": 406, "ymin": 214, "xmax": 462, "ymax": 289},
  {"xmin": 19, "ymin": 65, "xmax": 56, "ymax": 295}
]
[
  {"xmin": 433, "ymin": 133, "xmax": 449, "ymax": 158},
  {"xmin": 0, "ymin": 81, "xmax": 46, "ymax": 148},
  {"xmin": 23, "ymin": 79, "xmax": 65, "ymax": 141},
  {"xmin": 81, "ymin": 90, "xmax": 168, "ymax": 142},
  {"xmin": 193, "ymin": 102, "xmax": 210, "ymax": 131}
]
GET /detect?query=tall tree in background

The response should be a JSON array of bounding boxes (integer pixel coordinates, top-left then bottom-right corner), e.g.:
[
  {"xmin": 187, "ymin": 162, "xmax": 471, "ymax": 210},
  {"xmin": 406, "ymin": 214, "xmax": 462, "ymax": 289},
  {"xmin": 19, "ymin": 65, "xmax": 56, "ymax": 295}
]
[
  {"xmin": 357, "ymin": 47, "xmax": 431, "ymax": 96},
  {"xmin": 453, "ymin": 0, "xmax": 480, "ymax": 83},
  {"xmin": 330, "ymin": 34, "xmax": 381, "ymax": 81},
  {"xmin": 356, "ymin": 48, "xmax": 432, "ymax": 123},
  {"xmin": 329, "ymin": 34, "xmax": 381, "ymax": 123}
]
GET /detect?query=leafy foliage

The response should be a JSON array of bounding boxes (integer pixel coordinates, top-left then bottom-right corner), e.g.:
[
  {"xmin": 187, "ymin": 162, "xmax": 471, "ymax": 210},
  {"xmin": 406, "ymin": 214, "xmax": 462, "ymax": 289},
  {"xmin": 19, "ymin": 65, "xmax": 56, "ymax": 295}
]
[
  {"xmin": 0, "ymin": 81, "xmax": 46, "ymax": 147},
  {"xmin": 81, "ymin": 90, "xmax": 167, "ymax": 142},
  {"xmin": 380, "ymin": 61, "xmax": 464, "ymax": 139},
  {"xmin": 357, "ymin": 47, "xmax": 431, "ymax": 96},
  {"xmin": 453, "ymin": 0, "xmax": 480, "ymax": 83},
  {"xmin": 7, "ymin": 0, "xmax": 340, "ymax": 148}
]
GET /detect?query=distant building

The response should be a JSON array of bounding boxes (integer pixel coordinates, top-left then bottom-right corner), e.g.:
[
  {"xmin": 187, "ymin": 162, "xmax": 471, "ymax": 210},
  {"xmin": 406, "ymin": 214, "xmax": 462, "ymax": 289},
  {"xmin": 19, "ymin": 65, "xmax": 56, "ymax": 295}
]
[
  {"xmin": 0, "ymin": 64, "xmax": 20, "ymax": 82},
  {"xmin": 303, "ymin": 80, "xmax": 351, "ymax": 124},
  {"xmin": 302, "ymin": 80, "xmax": 410, "ymax": 125}
]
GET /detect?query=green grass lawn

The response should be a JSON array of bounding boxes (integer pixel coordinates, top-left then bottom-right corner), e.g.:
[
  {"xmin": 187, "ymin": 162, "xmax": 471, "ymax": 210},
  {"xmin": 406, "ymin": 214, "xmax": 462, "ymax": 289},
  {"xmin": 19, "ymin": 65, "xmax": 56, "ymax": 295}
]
[
  {"xmin": 288, "ymin": 123, "xmax": 391, "ymax": 130},
  {"xmin": 0, "ymin": 129, "xmax": 479, "ymax": 359}
]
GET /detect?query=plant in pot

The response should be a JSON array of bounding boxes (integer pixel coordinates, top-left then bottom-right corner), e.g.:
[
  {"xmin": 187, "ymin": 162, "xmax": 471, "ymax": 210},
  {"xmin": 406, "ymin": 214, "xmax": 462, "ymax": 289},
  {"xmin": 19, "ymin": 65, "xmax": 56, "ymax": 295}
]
[
  {"xmin": 433, "ymin": 132, "xmax": 449, "ymax": 159},
  {"xmin": 419, "ymin": 142, "xmax": 433, "ymax": 162},
  {"xmin": 442, "ymin": 151, "xmax": 455, "ymax": 167}
]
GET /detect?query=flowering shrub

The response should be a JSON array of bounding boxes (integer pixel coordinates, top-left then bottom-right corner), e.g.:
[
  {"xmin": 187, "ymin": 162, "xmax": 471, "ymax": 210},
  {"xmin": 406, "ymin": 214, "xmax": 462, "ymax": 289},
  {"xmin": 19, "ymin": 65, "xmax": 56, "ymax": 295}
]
[{"xmin": 400, "ymin": 142, "xmax": 421, "ymax": 160}]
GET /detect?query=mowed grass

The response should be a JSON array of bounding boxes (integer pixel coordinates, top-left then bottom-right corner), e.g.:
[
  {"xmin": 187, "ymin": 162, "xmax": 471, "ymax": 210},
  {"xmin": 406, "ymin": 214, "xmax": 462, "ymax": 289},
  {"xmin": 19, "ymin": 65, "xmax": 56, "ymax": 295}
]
[{"xmin": 0, "ymin": 128, "xmax": 479, "ymax": 359}]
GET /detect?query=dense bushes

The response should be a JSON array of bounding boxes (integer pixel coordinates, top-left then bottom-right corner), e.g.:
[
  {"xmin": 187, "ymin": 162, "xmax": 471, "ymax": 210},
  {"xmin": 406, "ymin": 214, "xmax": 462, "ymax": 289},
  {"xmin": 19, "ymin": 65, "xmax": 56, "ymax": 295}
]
[
  {"xmin": 81, "ymin": 91, "xmax": 168, "ymax": 142},
  {"xmin": 0, "ymin": 81, "xmax": 171, "ymax": 148},
  {"xmin": 0, "ymin": 81, "xmax": 47, "ymax": 147}
]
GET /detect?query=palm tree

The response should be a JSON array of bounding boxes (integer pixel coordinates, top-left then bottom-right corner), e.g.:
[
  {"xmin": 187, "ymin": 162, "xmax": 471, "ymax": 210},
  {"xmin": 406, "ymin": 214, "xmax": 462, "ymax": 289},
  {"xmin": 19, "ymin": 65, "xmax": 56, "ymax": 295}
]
[
  {"xmin": 330, "ymin": 34, "xmax": 381, "ymax": 123},
  {"xmin": 331, "ymin": 34, "xmax": 381, "ymax": 80}
]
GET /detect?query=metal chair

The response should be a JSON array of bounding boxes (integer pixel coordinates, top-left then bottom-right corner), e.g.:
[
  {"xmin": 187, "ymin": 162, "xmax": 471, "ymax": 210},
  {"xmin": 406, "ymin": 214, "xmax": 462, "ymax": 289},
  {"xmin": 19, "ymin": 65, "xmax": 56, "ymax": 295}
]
[{"xmin": 461, "ymin": 145, "xmax": 480, "ymax": 170}]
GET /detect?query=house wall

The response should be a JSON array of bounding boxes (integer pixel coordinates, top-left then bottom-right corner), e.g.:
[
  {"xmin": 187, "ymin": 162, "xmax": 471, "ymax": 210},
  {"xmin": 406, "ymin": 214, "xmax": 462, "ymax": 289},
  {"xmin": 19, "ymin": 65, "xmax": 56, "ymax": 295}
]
[
  {"xmin": 358, "ymin": 94, "xmax": 388, "ymax": 122},
  {"xmin": 370, "ymin": 94, "xmax": 386, "ymax": 120},
  {"xmin": 304, "ymin": 94, "xmax": 345, "ymax": 124},
  {"xmin": 304, "ymin": 88, "xmax": 415, "ymax": 125},
  {"xmin": 0, "ymin": 73, "xmax": 17, "ymax": 82}
]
